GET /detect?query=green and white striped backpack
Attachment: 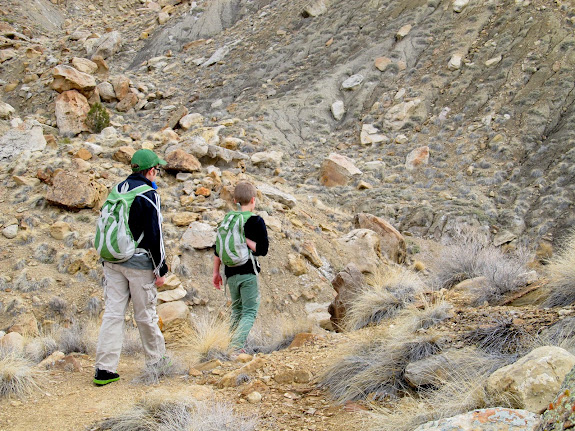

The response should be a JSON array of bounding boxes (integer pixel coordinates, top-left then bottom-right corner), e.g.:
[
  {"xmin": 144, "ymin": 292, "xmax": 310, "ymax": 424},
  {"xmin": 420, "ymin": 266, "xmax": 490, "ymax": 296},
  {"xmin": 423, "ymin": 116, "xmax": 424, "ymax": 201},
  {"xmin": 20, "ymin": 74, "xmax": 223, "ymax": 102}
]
[
  {"xmin": 94, "ymin": 182, "xmax": 155, "ymax": 262},
  {"xmin": 215, "ymin": 210, "xmax": 253, "ymax": 267}
]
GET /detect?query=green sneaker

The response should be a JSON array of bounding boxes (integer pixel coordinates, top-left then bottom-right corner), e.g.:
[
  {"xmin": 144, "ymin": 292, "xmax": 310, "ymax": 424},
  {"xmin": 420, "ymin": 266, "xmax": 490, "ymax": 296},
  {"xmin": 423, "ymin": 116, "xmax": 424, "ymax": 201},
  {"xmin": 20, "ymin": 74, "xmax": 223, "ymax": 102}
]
[{"xmin": 93, "ymin": 368, "xmax": 120, "ymax": 386}]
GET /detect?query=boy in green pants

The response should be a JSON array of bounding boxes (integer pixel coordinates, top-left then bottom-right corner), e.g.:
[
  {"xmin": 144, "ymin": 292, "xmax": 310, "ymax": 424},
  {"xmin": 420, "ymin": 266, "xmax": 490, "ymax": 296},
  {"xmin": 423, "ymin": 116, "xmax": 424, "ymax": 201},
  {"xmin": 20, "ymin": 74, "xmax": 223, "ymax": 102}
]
[{"xmin": 213, "ymin": 181, "xmax": 269, "ymax": 351}]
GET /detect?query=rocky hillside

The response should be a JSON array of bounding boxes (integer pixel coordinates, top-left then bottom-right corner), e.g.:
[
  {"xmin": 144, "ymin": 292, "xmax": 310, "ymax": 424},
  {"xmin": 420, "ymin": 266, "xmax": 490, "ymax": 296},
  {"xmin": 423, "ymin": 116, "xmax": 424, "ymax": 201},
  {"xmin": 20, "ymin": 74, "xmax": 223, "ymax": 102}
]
[{"xmin": 1, "ymin": 0, "xmax": 575, "ymax": 430}]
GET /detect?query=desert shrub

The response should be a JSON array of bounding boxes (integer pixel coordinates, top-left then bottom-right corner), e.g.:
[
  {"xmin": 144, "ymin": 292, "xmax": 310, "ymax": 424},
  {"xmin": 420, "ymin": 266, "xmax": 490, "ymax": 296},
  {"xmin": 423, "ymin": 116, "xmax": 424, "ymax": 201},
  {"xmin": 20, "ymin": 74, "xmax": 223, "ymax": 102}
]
[
  {"xmin": 319, "ymin": 330, "xmax": 444, "ymax": 402},
  {"xmin": 133, "ymin": 356, "xmax": 185, "ymax": 385},
  {"xmin": 394, "ymin": 300, "xmax": 454, "ymax": 334},
  {"xmin": 189, "ymin": 311, "xmax": 233, "ymax": 363},
  {"xmin": 49, "ymin": 296, "xmax": 68, "ymax": 315},
  {"xmin": 535, "ymin": 316, "xmax": 575, "ymax": 353},
  {"xmin": 122, "ymin": 325, "xmax": 144, "ymax": 357},
  {"xmin": 245, "ymin": 316, "xmax": 314, "ymax": 354},
  {"xmin": 0, "ymin": 350, "xmax": 43, "ymax": 398},
  {"xmin": 54, "ymin": 322, "xmax": 97, "ymax": 355},
  {"xmin": 34, "ymin": 243, "xmax": 57, "ymax": 264},
  {"xmin": 86, "ymin": 102, "xmax": 110, "ymax": 133},
  {"xmin": 432, "ymin": 227, "xmax": 530, "ymax": 304},
  {"xmin": 344, "ymin": 266, "xmax": 426, "ymax": 331},
  {"xmin": 93, "ymin": 393, "xmax": 257, "ymax": 431},
  {"xmin": 543, "ymin": 229, "xmax": 575, "ymax": 307},
  {"xmin": 86, "ymin": 297, "xmax": 102, "ymax": 318},
  {"xmin": 463, "ymin": 315, "xmax": 534, "ymax": 355},
  {"xmin": 23, "ymin": 335, "xmax": 59, "ymax": 364}
]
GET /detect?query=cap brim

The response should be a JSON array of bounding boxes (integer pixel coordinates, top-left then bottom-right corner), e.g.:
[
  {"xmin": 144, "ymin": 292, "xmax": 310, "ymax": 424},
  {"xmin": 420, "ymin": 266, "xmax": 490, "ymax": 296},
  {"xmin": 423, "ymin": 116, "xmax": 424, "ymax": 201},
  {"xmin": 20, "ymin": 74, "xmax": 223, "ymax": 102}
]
[{"xmin": 158, "ymin": 158, "xmax": 167, "ymax": 166}]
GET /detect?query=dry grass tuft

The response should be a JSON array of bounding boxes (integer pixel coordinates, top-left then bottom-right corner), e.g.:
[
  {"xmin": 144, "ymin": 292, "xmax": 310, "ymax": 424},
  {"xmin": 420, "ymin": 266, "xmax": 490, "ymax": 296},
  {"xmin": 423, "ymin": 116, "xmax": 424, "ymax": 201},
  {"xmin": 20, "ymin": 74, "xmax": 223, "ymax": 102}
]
[
  {"xmin": 344, "ymin": 266, "xmax": 426, "ymax": 331},
  {"xmin": 188, "ymin": 310, "xmax": 233, "ymax": 363},
  {"xmin": 92, "ymin": 391, "xmax": 257, "ymax": 431},
  {"xmin": 363, "ymin": 349, "xmax": 515, "ymax": 431},
  {"xmin": 23, "ymin": 335, "xmax": 59, "ymax": 364},
  {"xmin": 0, "ymin": 349, "xmax": 44, "ymax": 398},
  {"xmin": 463, "ymin": 316, "xmax": 534, "ymax": 355},
  {"xmin": 432, "ymin": 227, "xmax": 530, "ymax": 304},
  {"xmin": 133, "ymin": 356, "xmax": 185, "ymax": 385},
  {"xmin": 246, "ymin": 316, "xmax": 314, "ymax": 354},
  {"xmin": 543, "ymin": 229, "xmax": 575, "ymax": 307},
  {"xmin": 534, "ymin": 316, "xmax": 575, "ymax": 354},
  {"xmin": 393, "ymin": 300, "xmax": 454, "ymax": 334},
  {"xmin": 319, "ymin": 329, "xmax": 444, "ymax": 402}
]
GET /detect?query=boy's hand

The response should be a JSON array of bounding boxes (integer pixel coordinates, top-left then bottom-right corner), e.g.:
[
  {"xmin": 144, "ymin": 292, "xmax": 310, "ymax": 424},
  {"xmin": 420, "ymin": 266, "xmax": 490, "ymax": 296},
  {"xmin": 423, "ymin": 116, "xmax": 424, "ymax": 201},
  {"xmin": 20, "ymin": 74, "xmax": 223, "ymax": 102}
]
[
  {"xmin": 155, "ymin": 276, "xmax": 166, "ymax": 287},
  {"xmin": 246, "ymin": 238, "xmax": 256, "ymax": 252},
  {"xmin": 213, "ymin": 272, "xmax": 223, "ymax": 290}
]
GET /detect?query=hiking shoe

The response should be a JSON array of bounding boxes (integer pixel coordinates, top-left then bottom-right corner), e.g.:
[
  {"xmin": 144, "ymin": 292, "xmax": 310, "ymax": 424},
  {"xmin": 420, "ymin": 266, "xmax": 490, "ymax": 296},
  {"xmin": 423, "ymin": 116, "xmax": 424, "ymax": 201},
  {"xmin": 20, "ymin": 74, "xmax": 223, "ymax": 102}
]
[{"xmin": 93, "ymin": 368, "xmax": 120, "ymax": 386}]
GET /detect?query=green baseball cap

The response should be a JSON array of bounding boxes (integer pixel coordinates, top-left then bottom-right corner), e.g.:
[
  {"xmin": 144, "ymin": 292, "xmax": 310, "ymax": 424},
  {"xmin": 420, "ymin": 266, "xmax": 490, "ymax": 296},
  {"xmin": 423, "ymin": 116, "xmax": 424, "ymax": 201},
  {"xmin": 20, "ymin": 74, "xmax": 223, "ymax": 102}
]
[{"xmin": 131, "ymin": 149, "xmax": 167, "ymax": 172}]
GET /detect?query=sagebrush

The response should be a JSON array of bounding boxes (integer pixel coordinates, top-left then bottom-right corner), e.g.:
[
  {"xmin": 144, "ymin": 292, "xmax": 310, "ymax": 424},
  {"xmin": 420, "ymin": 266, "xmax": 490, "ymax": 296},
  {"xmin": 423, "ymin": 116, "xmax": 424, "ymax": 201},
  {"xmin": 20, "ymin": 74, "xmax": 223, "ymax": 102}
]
[{"xmin": 543, "ymin": 229, "xmax": 575, "ymax": 307}]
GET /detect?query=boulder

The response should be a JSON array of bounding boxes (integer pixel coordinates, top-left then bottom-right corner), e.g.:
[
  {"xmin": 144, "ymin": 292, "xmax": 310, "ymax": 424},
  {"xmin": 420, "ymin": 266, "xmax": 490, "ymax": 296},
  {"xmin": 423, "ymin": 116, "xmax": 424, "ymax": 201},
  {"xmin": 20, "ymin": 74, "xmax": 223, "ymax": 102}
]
[
  {"xmin": 0, "ymin": 125, "xmax": 46, "ymax": 161},
  {"xmin": 96, "ymin": 82, "xmax": 116, "ymax": 102},
  {"xmin": 328, "ymin": 264, "xmax": 365, "ymax": 331},
  {"xmin": 355, "ymin": 213, "xmax": 406, "ymax": 264},
  {"xmin": 158, "ymin": 286, "xmax": 187, "ymax": 303},
  {"xmin": 51, "ymin": 65, "xmax": 96, "ymax": 95},
  {"xmin": 0, "ymin": 331, "xmax": 24, "ymax": 353},
  {"xmin": 88, "ymin": 31, "xmax": 122, "ymax": 59},
  {"xmin": 112, "ymin": 146, "xmax": 136, "ymax": 164},
  {"xmin": 251, "ymin": 151, "xmax": 283, "ymax": 167},
  {"xmin": 0, "ymin": 101, "xmax": 15, "ymax": 119},
  {"xmin": 181, "ymin": 222, "xmax": 217, "ymax": 249},
  {"xmin": 165, "ymin": 149, "xmax": 202, "ymax": 172},
  {"xmin": 179, "ymin": 113, "xmax": 204, "ymax": 130},
  {"xmin": 414, "ymin": 408, "xmax": 540, "ymax": 431},
  {"xmin": 71, "ymin": 57, "xmax": 98, "ymax": 74},
  {"xmin": 302, "ymin": 0, "xmax": 328, "ymax": 17},
  {"xmin": 116, "ymin": 93, "xmax": 139, "ymax": 112},
  {"xmin": 337, "ymin": 229, "xmax": 382, "ymax": 274},
  {"xmin": 55, "ymin": 90, "xmax": 90, "ymax": 136},
  {"xmin": 157, "ymin": 300, "xmax": 192, "ymax": 343},
  {"xmin": 360, "ymin": 123, "xmax": 389, "ymax": 145},
  {"xmin": 319, "ymin": 153, "xmax": 362, "ymax": 187},
  {"xmin": 331, "ymin": 100, "xmax": 345, "ymax": 121},
  {"xmin": 46, "ymin": 171, "xmax": 107, "ymax": 210},
  {"xmin": 257, "ymin": 183, "xmax": 297, "ymax": 208},
  {"xmin": 539, "ymin": 364, "xmax": 575, "ymax": 429},
  {"xmin": 486, "ymin": 346, "xmax": 575, "ymax": 413}
]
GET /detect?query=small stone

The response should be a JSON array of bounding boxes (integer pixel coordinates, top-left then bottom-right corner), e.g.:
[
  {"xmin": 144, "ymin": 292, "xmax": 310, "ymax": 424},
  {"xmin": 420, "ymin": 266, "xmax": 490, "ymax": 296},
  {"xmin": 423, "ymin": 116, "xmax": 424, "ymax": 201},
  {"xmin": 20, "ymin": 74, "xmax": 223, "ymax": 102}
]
[
  {"xmin": 2, "ymin": 224, "xmax": 18, "ymax": 239},
  {"xmin": 247, "ymin": 391, "xmax": 262, "ymax": 403}
]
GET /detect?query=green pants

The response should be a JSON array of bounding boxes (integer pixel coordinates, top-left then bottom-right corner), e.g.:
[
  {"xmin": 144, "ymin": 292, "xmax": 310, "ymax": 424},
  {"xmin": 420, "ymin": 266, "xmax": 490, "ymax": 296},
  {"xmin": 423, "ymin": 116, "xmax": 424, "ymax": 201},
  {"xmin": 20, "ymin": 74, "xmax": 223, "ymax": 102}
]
[{"xmin": 227, "ymin": 273, "xmax": 260, "ymax": 349}]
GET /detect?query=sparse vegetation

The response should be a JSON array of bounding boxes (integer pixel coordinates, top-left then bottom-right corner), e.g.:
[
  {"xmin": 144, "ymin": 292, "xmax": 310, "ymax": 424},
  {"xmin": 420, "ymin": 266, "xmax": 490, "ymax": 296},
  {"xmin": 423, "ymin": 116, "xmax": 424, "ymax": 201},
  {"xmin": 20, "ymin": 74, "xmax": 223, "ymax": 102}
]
[
  {"xmin": 188, "ymin": 310, "xmax": 233, "ymax": 363},
  {"xmin": 432, "ymin": 226, "xmax": 530, "ymax": 304},
  {"xmin": 246, "ymin": 316, "xmax": 314, "ymax": 354},
  {"xmin": 364, "ymin": 349, "xmax": 515, "ymax": 431},
  {"xmin": 319, "ymin": 328, "xmax": 444, "ymax": 402},
  {"xmin": 343, "ymin": 266, "xmax": 426, "ymax": 331},
  {"xmin": 92, "ymin": 392, "xmax": 257, "ymax": 431},
  {"xmin": 0, "ymin": 350, "xmax": 43, "ymax": 398},
  {"xmin": 85, "ymin": 102, "xmax": 111, "ymax": 133},
  {"xmin": 543, "ymin": 229, "xmax": 575, "ymax": 307}
]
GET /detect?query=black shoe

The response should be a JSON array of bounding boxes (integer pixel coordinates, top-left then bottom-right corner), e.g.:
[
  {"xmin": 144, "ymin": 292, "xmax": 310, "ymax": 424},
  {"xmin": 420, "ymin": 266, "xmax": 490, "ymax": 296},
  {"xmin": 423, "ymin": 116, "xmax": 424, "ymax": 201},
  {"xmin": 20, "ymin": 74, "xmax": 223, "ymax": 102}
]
[{"xmin": 93, "ymin": 368, "xmax": 120, "ymax": 386}]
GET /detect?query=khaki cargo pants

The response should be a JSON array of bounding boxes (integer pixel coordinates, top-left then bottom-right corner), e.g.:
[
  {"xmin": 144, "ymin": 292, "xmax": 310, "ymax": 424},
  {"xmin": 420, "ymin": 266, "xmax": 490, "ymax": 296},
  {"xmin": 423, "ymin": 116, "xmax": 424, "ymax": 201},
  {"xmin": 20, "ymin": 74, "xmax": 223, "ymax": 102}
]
[{"xmin": 95, "ymin": 262, "xmax": 166, "ymax": 372}]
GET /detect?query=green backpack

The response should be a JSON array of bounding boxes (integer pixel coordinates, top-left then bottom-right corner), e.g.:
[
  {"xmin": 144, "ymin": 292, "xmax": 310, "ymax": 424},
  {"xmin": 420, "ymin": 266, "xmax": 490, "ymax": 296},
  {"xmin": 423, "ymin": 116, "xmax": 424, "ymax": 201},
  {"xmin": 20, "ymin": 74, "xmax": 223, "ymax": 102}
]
[
  {"xmin": 215, "ymin": 210, "xmax": 253, "ymax": 267},
  {"xmin": 94, "ymin": 182, "xmax": 155, "ymax": 262}
]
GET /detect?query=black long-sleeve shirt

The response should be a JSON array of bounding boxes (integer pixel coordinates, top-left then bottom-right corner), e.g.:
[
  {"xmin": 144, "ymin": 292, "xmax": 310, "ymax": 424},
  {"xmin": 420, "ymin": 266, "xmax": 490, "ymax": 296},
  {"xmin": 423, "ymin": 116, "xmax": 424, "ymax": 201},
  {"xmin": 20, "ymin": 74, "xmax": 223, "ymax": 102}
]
[
  {"xmin": 119, "ymin": 173, "xmax": 168, "ymax": 277},
  {"xmin": 216, "ymin": 214, "xmax": 269, "ymax": 278}
]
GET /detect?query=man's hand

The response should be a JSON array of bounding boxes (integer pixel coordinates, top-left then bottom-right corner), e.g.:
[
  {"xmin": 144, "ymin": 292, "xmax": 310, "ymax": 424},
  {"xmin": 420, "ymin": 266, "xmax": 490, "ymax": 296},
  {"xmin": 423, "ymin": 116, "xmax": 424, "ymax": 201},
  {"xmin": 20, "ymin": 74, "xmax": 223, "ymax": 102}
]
[
  {"xmin": 213, "ymin": 272, "xmax": 222, "ymax": 290},
  {"xmin": 155, "ymin": 276, "xmax": 166, "ymax": 287}
]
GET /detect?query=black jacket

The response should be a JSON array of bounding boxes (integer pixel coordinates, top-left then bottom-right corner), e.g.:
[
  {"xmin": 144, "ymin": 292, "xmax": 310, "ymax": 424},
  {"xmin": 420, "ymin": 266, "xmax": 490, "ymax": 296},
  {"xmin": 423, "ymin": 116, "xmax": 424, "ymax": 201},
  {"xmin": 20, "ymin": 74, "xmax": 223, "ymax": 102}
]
[
  {"xmin": 216, "ymin": 214, "xmax": 269, "ymax": 278},
  {"xmin": 121, "ymin": 173, "xmax": 168, "ymax": 277}
]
